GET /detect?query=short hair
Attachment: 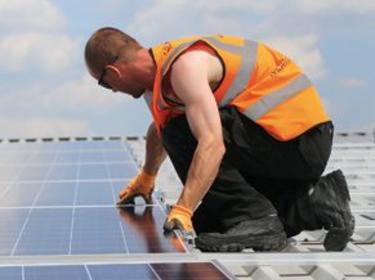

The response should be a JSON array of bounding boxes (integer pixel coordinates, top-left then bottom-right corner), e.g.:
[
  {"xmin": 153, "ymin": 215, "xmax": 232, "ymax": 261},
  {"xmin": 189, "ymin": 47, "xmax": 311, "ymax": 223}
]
[{"xmin": 84, "ymin": 27, "xmax": 142, "ymax": 78}]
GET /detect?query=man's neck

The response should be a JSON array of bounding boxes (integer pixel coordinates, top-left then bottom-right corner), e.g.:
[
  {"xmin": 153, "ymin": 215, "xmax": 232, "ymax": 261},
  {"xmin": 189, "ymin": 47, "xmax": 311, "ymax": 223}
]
[{"xmin": 137, "ymin": 48, "xmax": 156, "ymax": 90}]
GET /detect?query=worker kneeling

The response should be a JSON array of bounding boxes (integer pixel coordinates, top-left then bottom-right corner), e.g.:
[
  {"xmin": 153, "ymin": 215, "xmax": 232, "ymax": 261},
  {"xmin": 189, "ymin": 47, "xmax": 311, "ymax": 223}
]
[{"xmin": 85, "ymin": 28, "xmax": 354, "ymax": 252}]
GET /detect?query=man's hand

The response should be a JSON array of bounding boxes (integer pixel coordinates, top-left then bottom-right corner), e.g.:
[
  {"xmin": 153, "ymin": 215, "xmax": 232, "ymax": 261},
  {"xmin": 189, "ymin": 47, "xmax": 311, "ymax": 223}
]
[
  {"xmin": 163, "ymin": 204, "xmax": 193, "ymax": 234},
  {"xmin": 117, "ymin": 169, "xmax": 156, "ymax": 205}
]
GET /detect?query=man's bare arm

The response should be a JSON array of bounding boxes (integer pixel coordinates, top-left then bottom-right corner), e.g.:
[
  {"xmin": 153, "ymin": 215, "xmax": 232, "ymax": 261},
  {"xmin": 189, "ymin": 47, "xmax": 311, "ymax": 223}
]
[
  {"xmin": 143, "ymin": 122, "xmax": 167, "ymax": 175},
  {"xmin": 170, "ymin": 50, "xmax": 226, "ymax": 211}
]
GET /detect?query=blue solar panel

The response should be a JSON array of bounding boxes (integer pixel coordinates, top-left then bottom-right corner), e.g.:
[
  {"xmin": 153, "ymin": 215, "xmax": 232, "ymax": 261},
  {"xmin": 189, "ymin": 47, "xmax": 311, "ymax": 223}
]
[
  {"xmin": 17, "ymin": 165, "xmax": 51, "ymax": 181},
  {"xmin": 79, "ymin": 164, "xmax": 109, "ymax": 180},
  {"xmin": 0, "ymin": 205, "xmax": 185, "ymax": 256},
  {"xmin": 0, "ymin": 267, "xmax": 22, "ymax": 280},
  {"xmin": 120, "ymin": 206, "xmax": 185, "ymax": 253},
  {"xmin": 88, "ymin": 264, "xmax": 158, "ymax": 280},
  {"xmin": 0, "ymin": 166, "xmax": 20, "ymax": 181},
  {"xmin": 107, "ymin": 163, "xmax": 138, "ymax": 179},
  {"xmin": 75, "ymin": 182, "xmax": 114, "ymax": 205},
  {"xmin": 14, "ymin": 208, "xmax": 72, "ymax": 256},
  {"xmin": 71, "ymin": 207, "xmax": 127, "ymax": 255},
  {"xmin": 25, "ymin": 265, "xmax": 88, "ymax": 280},
  {"xmin": 0, "ymin": 183, "xmax": 41, "ymax": 207},
  {"xmin": 105, "ymin": 151, "xmax": 132, "ymax": 162},
  {"xmin": 47, "ymin": 165, "xmax": 78, "ymax": 180},
  {"xmin": 0, "ymin": 209, "xmax": 28, "ymax": 255},
  {"xmin": 80, "ymin": 152, "xmax": 105, "ymax": 162},
  {"xmin": 55, "ymin": 152, "xmax": 80, "ymax": 163},
  {"xmin": 35, "ymin": 182, "xmax": 76, "ymax": 206}
]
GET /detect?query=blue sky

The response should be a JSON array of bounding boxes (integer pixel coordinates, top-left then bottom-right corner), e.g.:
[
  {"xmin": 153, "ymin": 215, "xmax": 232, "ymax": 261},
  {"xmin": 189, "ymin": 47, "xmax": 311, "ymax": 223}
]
[{"xmin": 0, "ymin": 0, "xmax": 374, "ymax": 138}]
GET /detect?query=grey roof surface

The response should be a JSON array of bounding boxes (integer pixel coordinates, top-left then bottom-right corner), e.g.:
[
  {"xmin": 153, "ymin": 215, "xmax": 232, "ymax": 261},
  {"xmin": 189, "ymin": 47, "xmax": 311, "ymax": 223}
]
[{"xmin": 125, "ymin": 131, "xmax": 375, "ymax": 279}]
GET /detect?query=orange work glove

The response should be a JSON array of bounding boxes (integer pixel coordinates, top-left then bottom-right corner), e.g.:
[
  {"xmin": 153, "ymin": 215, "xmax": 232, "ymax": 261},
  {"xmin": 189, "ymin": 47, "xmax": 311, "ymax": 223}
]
[
  {"xmin": 163, "ymin": 204, "xmax": 193, "ymax": 234},
  {"xmin": 117, "ymin": 169, "xmax": 156, "ymax": 205}
]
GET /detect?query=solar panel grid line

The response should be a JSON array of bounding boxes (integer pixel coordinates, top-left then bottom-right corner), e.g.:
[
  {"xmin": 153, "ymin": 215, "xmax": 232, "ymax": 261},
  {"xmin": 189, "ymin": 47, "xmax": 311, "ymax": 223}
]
[
  {"xmin": 69, "ymin": 141, "xmax": 82, "ymax": 255},
  {"xmin": 21, "ymin": 265, "xmax": 25, "ymax": 280},
  {"xmin": 102, "ymin": 146, "xmax": 130, "ymax": 254},
  {"xmin": 10, "ymin": 149, "xmax": 61, "ymax": 256},
  {"xmin": 147, "ymin": 263, "xmax": 163, "ymax": 280},
  {"xmin": 0, "ymin": 149, "xmax": 38, "ymax": 202},
  {"xmin": 84, "ymin": 264, "xmax": 94, "ymax": 280}
]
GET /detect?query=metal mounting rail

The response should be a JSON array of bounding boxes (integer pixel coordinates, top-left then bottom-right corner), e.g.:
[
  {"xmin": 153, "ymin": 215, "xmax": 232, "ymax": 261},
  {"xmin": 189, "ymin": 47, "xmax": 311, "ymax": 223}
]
[{"xmin": 0, "ymin": 252, "xmax": 374, "ymax": 267}]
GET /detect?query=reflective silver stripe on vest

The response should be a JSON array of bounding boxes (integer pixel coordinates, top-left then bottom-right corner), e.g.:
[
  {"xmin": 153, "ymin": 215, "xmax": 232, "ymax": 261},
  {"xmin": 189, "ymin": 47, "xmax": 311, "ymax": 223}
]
[
  {"xmin": 159, "ymin": 37, "xmax": 257, "ymax": 110},
  {"xmin": 243, "ymin": 74, "xmax": 313, "ymax": 120},
  {"xmin": 162, "ymin": 42, "xmax": 195, "ymax": 76},
  {"xmin": 203, "ymin": 37, "xmax": 246, "ymax": 55},
  {"xmin": 219, "ymin": 40, "xmax": 258, "ymax": 106}
]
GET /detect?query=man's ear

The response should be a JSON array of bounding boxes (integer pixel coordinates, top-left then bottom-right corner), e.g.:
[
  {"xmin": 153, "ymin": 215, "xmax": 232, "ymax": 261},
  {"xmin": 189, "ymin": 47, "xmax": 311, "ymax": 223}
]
[{"xmin": 106, "ymin": 65, "xmax": 123, "ymax": 78}]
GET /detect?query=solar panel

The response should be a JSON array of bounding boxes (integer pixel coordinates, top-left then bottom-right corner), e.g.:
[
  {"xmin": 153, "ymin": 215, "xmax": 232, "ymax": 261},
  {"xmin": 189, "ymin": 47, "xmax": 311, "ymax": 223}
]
[
  {"xmin": 0, "ymin": 267, "xmax": 22, "ymax": 279},
  {"xmin": 0, "ymin": 141, "xmax": 186, "ymax": 257}
]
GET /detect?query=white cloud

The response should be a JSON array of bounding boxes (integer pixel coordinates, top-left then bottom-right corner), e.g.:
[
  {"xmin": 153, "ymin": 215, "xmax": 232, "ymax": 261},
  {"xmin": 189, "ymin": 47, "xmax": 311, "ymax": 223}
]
[
  {"xmin": 0, "ymin": 33, "xmax": 78, "ymax": 73},
  {"xmin": 265, "ymin": 35, "xmax": 326, "ymax": 80},
  {"xmin": 0, "ymin": 0, "xmax": 65, "ymax": 32},
  {"xmin": 129, "ymin": 0, "xmax": 277, "ymax": 42},
  {"xmin": 0, "ymin": 118, "xmax": 92, "ymax": 138},
  {"xmin": 291, "ymin": 0, "xmax": 375, "ymax": 14},
  {"xmin": 43, "ymin": 74, "xmax": 132, "ymax": 113},
  {"xmin": 196, "ymin": 0, "xmax": 279, "ymax": 14},
  {"xmin": 0, "ymin": 73, "xmax": 133, "ymax": 121},
  {"xmin": 129, "ymin": 0, "xmax": 375, "ymax": 42},
  {"xmin": 0, "ymin": 0, "xmax": 79, "ymax": 74}
]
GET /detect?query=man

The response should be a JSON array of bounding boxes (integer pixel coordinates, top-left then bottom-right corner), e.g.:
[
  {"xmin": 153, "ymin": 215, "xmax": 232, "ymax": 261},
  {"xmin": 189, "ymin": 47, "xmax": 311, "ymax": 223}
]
[{"xmin": 84, "ymin": 27, "xmax": 354, "ymax": 252}]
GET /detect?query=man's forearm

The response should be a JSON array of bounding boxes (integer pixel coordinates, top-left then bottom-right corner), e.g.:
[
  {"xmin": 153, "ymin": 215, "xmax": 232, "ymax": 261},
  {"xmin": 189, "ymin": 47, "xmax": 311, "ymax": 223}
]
[
  {"xmin": 177, "ymin": 140, "xmax": 225, "ymax": 211},
  {"xmin": 143, "ymin": 122, "xmax": 167, "ymax": 175}
]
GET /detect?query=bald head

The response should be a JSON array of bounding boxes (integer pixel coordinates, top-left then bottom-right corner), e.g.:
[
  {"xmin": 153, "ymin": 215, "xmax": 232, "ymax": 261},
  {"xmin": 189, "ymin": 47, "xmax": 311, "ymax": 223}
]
[{"xmin": 84, "ymin": 27, "xmax": 142, "ymax": 78}]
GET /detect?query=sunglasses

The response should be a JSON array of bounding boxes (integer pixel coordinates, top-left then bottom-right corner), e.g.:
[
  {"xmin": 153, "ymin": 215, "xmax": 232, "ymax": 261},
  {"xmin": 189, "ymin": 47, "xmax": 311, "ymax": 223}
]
[{"xmin": 98, "ymin": 56, "xmax": 119, "ymax": 90}]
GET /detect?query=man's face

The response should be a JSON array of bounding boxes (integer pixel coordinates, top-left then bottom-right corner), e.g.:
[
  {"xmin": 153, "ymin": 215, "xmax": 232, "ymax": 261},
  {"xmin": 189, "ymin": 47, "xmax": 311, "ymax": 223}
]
[{"xmin": 96, "ymin": 62, "xmax": 146, "ymax": 98}]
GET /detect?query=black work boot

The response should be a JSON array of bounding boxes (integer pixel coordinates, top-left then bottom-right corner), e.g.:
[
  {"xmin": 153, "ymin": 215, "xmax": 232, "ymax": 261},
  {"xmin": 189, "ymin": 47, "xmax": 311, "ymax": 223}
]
[
  {"xmin": 195, "ymin": 215, "xmax": 287, "ymax": 252},
  {"xmin": 310, "ymin": 169, "xmax": 355, "ymax": 251}
]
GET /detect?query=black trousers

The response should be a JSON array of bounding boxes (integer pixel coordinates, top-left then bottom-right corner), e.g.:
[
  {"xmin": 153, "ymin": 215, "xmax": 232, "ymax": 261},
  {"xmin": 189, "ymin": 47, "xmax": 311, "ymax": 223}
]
[{"xmin": 162, "ymin": 107, "xmax": 333, "ymax": 236}]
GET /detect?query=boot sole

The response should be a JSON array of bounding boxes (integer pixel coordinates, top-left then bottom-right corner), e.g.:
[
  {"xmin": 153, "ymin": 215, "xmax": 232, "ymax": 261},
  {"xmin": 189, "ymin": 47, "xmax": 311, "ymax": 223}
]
[
  {"xmin": 323, "ymin": 170, "xmax": 355, "ymax": 251},
  {"xmin": 324, "ymin": 216, "xmax": 355, "ymax": 251},
  {"xmin": 196, "ymin": 231, "xmax": 287, "ymax": 252}
]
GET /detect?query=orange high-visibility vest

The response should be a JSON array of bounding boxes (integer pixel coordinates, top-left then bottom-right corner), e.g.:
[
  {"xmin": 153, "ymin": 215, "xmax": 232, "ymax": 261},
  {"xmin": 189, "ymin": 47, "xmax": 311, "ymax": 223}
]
[{"xmin": 145, "ymin": 35, "xmax": 330, "ymax": 141}]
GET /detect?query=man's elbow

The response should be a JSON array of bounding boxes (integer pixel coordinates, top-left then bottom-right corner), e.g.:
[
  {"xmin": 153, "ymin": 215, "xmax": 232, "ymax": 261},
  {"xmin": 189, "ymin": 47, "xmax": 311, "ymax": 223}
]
[
  {"xmin": 215, "ymin": 141, "xmax": 226, "ymax": 158},
  {"xmin": 200, "ymin": 137, "xmax": 226, "ymax": 158}
]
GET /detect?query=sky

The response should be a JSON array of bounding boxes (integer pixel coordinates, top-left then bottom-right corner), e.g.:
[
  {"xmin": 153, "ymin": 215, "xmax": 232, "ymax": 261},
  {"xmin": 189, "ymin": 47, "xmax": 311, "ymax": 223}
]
[{"xmin": 0, "ymin": 0, "xmax": 374, "ymax": 138}]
